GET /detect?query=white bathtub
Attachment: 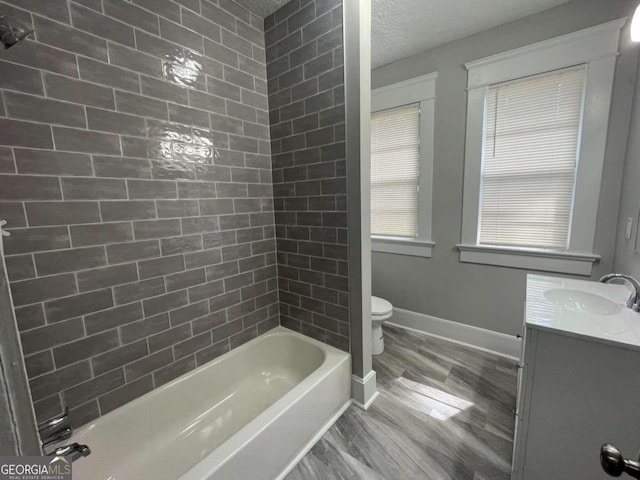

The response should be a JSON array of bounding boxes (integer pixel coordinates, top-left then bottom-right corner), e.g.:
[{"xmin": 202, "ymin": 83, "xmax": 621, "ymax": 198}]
[{"xmin": 67, "ymin": 327, "xmax": 351, "ymax": 480}]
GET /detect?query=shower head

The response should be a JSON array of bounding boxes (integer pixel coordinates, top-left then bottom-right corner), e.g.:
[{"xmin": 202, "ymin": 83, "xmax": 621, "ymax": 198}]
[{"xmin": 0, "ymin": 15, "xmax": 33, "ymax": 49}]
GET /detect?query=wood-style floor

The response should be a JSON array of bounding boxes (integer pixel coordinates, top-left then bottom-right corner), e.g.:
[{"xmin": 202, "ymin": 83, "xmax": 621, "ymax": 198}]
[{"xmin": 286, "ymin": 324, "xmax": 518, "ymax": 480}]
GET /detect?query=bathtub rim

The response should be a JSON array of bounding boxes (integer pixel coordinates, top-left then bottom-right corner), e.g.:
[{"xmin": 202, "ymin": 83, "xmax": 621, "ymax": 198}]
[
  {"xmin": 68, "ymin": 325, "xmax": 351, "ymax": 479},
  {"xmin": 180, "ymin": 326, "xmax": 351, "ymax": 478},
  {"xmin": 75, "ymin": 326, "xmax": 345, "ymax": 437}
]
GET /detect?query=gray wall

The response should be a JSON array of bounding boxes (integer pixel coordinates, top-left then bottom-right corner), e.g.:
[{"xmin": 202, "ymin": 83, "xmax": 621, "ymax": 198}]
[
  {"xmin": 614, "ymin": 53, "xmax": 640, "ymax": 278},
  {"xmin": 0, "ymin": 0, "xmax": 279, "ymax": 427},
  {"xmin": 265, "ymin": 0, "xmax": 349, "ymax": 351},
  {"xmin": 371, "ymin": 0, "xmax": 638, "ymax": 336}
]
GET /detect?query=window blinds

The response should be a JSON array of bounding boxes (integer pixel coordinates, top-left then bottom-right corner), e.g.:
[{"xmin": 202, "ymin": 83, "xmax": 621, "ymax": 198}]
[
  {"xmin": 479, "ymin": 68, "xmax": 586, "ymax": 249},
  {"xmin": 371, "ymin": 103, "xmax": 420, "ymax": 238}
]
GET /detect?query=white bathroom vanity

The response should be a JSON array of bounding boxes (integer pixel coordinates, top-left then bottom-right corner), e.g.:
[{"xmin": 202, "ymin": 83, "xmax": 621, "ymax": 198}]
[{"xmin": 512, "ymin": 274, "xmax": 640, "ymax": 479}]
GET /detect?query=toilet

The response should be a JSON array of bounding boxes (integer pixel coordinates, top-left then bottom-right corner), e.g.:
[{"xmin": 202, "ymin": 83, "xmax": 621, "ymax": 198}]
[{"xmin": 371, "ymin": 296, "xmax": 393, "ymax": 355}]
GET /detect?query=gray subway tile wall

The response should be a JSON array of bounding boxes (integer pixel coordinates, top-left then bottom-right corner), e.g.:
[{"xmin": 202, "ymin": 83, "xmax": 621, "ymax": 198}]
[
  {"xmin": 0, "ymin": 0, "xmax": 280, "ymax": 427},
  {"xmin": 265, "ymin": 0, "xmax": 349, "ymax": 351}
]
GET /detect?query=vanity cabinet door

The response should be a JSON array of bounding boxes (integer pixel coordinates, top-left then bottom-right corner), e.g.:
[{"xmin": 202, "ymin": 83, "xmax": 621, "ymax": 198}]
[{"xmin": 519, "ymin": 330, "xmax": 640, "ymax": 480}]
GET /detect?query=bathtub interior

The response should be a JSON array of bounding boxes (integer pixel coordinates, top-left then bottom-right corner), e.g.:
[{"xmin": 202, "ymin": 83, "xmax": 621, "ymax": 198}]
[{"xmin": 69, "ymin": 329, "xmax": 329, "ymax": 480}]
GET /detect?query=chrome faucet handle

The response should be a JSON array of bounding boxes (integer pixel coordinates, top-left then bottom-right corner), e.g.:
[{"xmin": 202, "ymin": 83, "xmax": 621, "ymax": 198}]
[
  {"xmin": 38, "ymin": 407, "xmax": 69, "ymax": 432},
  {"xmin": 41, "ymin": 427, "xmax": 72, "ymax": 448},
  {"xmin": 38, "ymin": 407, "xmax": 71, "ymax": 447},
  {"xmin": 47, "ymin": 443, "xmax": 91, "ymax": 463}
]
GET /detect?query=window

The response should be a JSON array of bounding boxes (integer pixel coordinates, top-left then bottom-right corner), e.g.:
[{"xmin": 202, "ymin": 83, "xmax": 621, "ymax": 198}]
[
  {"xmin": 370, "ymin": 73, "xmax": 437, "ymax": 258},
  {"xmin": 459, "ymin": 19, "xmax": 625, "ymax": 275},
  {"xmin": 479, "ymin": 67, "xmax": 585, "ymax": 249},
  {"xmin": 371, "ymin": 104, "xmax": 420, "ymax": 238}
]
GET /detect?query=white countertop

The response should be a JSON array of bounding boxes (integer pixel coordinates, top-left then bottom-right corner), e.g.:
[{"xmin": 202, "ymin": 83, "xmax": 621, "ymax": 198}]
[{"xmin": 526, "ymin": 274, "xmax": 640, "ymax": 351}]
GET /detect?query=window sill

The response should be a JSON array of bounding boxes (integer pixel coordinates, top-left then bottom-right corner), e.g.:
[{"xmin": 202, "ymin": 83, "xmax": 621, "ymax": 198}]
[
  {"xmin": 371, "ymin": 236, "xmax": 434, "ymax": 258},
  {"xmin": 456, "ymin": 244, "xmax": 600, "ymax": 276}
]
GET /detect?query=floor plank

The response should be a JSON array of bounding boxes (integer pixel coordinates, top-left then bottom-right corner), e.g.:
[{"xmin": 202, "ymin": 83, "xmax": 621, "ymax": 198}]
[{"xmin": 286, "ymin": 324, "xmax": 518, "ymax": 480}]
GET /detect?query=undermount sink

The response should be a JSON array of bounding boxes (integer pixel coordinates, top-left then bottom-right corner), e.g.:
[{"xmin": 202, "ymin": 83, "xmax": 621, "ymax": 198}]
[{"xmin": 544, "ymin": 288, "xmax": 621, "ymax": 315}]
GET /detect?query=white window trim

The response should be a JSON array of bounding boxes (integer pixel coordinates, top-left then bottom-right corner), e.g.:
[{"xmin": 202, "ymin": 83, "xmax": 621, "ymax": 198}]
[
  {"xmin": 459, "ymin": 18, "xmax": 626, "ymax": 275},
  {"xmin": 371, "ymin": 72, "xmax": 437, "ymax": 258}
]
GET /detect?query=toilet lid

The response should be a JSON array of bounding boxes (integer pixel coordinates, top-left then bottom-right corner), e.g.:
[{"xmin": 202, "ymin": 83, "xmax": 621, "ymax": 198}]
[{"xmin": 372, "ymin": 296, "xmax": 393, "ymax": 316}]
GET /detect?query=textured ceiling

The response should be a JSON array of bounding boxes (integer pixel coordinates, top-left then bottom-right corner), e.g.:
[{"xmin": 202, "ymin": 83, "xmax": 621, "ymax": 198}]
[
  {"xmin": 372, "ymin": 0, "xmax": 572, "ymax": 68},
  {"xmin": 235, "ymin": 0, "xmax": 573, "ymax": 68}
]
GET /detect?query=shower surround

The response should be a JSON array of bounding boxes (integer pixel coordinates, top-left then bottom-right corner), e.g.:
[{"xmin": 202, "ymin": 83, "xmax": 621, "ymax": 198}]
[
  {"xmin": 266, "ymin": 0, "xmax": 349, "ymax": 351},
  {"xmin": 0, "ymin": 0, "xmax": 349, "ymax": 429},
  {"xmin": 0, "ymin": 0, "xmax": 277, "ymax": 427}
]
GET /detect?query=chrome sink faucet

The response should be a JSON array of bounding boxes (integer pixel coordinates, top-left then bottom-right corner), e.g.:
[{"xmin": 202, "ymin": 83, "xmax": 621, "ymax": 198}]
[{"xmin": 600, "ymin": 273, "xmax": 640, "ymax": 312}]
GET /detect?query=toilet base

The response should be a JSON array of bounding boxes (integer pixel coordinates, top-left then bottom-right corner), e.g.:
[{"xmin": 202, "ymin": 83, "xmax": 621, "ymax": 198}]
[{"xmin": 372, "ymin": 322, "xmax": 384, "ymax": 355}]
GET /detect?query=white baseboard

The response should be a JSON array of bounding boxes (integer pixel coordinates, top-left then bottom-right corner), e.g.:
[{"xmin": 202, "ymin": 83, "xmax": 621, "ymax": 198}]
[
  {"xmin": 275, "ymin": 399, "xmax": 352, "ymax": 480},
  {"xmin": 350, "ymin": 370, "xmax": 378, "ymax": 409},
  {"xmin": 352, "ymin": 390, "xmax": 379, "ymax": 410},
  {"xmin": 387, "ymin": 307, "xmax": 521, "ymax": 360}
]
